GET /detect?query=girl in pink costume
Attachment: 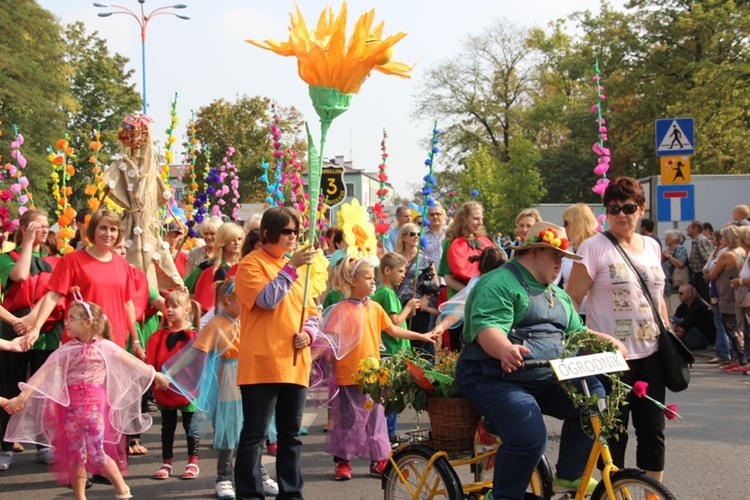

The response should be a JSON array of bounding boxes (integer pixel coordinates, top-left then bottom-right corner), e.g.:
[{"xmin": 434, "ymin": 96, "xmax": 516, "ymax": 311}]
[{"xmin": 2, "ymin": 290, "xmax": 169, "ymax": 500}]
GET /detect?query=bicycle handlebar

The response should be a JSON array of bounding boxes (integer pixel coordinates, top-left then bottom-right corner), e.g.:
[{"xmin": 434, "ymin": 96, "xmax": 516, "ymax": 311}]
[{"xmin": 518, "ymin": 359, "xmax": 551, "ymax": 370}]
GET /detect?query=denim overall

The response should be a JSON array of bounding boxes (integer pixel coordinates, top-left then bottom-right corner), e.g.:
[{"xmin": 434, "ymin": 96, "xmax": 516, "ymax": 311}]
[
  {"xmin": 456, "ymin": 262, "xmax": 604, "ymax": 500},
  {"xmin": 460, "ymin": 262, "xmax": 567, "ymax": 380}
]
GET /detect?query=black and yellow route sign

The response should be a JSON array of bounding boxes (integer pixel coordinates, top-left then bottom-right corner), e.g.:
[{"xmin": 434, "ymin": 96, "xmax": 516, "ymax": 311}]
[{"xmin": 321, "ymin": 165, "xmax": 347, "ymax": 208}]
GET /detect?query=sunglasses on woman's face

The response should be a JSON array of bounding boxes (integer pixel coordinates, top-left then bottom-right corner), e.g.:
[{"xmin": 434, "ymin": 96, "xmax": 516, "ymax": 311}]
[
  {"xmin": 407, "ymin": 231, "xmax": 420, "ymax": 237},
  {"xmin": 280, "ymin": 228, "xmax": 299, "ymax": 236},
  {"xmin": 607, "ymin": 203, "xmax": 639, "ymax": 216}
]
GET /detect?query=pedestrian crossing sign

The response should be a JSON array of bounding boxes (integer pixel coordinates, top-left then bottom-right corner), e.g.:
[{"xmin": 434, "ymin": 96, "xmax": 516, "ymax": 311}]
[
  {"xmin": 655, "ymin": 118, "xmax": 694, "ymax": 156},
  {"xmin": 660, "ymin": 156, "xmax": 691, "ymax": 184}
]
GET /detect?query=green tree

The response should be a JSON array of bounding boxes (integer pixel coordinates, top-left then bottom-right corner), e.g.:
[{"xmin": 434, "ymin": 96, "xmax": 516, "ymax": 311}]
[
  {"xmin": 0, "ymin": 0, "xmax": 68, "ymax": 211},
  {"xmin": 62, "ymin": 22, "xmax": 142, "ymax": 210},
  {"xmin": 413, "ymin": 19, "xmax": 537, "ymax": 163},
  {"xmin": 194, "ymin": 96, "xmax": 306, "ymax": 204},
  {"xmin": 456, "ymin": 141, "xmax": 545, "ymax": 235}
]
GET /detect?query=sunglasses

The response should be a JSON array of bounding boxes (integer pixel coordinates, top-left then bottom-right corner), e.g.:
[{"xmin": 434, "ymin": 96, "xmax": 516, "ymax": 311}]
[
  {"xmin": 607, "ymin": 203, "xmax": 639, "ymax": 216},
  {"xmin": 677, "ymin": 291, "xmax": 685, "ymax": 295},
  {"xmin": 407, "ymin": 231, "xmax": 420, "ymax": 237},
  {"xmin": 280, "ymin": 228, "xmax": 299, "ymax": 236}
]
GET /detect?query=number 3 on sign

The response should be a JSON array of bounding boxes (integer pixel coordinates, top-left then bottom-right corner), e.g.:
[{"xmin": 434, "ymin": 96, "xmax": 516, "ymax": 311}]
[{"xmin": 326, "ymin": 177, "xmax": 338, "ymax": 195}]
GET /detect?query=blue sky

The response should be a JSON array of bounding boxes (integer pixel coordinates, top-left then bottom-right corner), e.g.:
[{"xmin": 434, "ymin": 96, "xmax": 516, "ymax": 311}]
[{"xmin": 39, "ymin": 0, "xmax": 623, "ymax": 198}]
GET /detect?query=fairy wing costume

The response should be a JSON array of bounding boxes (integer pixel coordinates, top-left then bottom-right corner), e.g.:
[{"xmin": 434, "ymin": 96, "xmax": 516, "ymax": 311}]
[
  {"xmin": 5, "ymin": 338, "xmax": 155, "ymax": 480},
  {"xmin": 161, "ymin": 313, "xmax": 242, "ymax": 450}
]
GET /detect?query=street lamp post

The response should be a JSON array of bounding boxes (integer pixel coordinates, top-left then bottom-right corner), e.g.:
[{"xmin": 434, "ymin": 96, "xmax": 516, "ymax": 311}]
[{"xmin": 94, "ymin": 1, "xmax": 189, "ymax": 114}]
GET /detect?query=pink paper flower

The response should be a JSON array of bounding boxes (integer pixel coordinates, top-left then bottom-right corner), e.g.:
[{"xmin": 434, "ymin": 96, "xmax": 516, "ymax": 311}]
[
  {"xmin": 632, "ymin": 381, "xmax": 648, "ymax": 398},
  {"xmin": 592, "ymin": 178, "xmax": 610, "ymax": 195},
  {"xmin": 10, "ymin": 184, "xmax": 21, "ymax": 194},
  {"xmin": 594, "ymin": 164, "xmax": 610, "ymax": 176},
  {"xmin": 664, "ymin": 404, "xmax": 678, "ymax": 421}
]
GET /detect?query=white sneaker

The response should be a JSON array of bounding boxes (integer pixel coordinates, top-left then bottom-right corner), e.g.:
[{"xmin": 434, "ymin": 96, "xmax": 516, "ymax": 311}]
[
  {"xmin": 263, "ymin": 477, "xmax": 279, "ymax": 497},
  {"xmin": 0, "ymin": 451, "xmax": 13, "ymax": 471},
  {"xmin": 215, "ymin": 480, "xmax": 236, "ymax": 500},
  {"xmin": 35, "ymin": 448, "xmax": 54, "ymax": 465}
]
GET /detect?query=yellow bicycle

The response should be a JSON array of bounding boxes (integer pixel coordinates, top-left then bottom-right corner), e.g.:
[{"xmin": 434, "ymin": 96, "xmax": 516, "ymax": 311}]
[{"xmin": 381, "ymin": 352, "xmax": 677, "ymax": 500}]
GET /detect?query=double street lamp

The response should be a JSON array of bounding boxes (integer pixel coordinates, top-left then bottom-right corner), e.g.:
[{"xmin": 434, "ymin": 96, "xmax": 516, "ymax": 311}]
[{"xmin": 93, "ymin": 1, "xmax": 189, "ymax": 114}]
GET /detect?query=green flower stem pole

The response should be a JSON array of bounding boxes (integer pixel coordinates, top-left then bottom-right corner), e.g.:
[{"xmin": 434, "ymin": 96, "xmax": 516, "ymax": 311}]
[{"xmin": 294, "ymin": 86, "xmax": 352, "ymax": 365}]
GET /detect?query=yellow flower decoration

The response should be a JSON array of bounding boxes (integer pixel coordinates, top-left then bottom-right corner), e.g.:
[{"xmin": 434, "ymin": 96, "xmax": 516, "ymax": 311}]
[
  {"xmin": 364, "ymin": 399, "xmax": 374, "ymax": 411},
  {"xmin": 337, "ymin": 198, "xmax": 376, "ymax": 258},
  {"xmin": 307, "ymin": 248, "xmax": 330, "ymax": 298},
  {"xmin": 247, "ymin": 2, "xmax": 413, "ymax": 95}
]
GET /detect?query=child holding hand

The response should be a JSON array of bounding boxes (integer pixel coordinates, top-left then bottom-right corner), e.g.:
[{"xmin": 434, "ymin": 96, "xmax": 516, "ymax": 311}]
[
  {"xmin": 324, "ymin": 257, "xmax": 438, "ymax": 481},
  {"xmin": 146, "ymin": 290, "xmax": 202, "ymax": 480},
  {"xmin": 2, "ymin": 291, "xmax": 167, "ymax": 500}
]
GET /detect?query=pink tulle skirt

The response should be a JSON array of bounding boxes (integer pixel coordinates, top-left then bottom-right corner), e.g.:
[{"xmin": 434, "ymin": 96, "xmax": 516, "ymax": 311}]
[
  {"xmin": 324, "ymin": 385, "xmax": 390, "ymax": 462},
  {"xmin": 50, "ymin": 385, "xmax": 127, "ymax": 485}
]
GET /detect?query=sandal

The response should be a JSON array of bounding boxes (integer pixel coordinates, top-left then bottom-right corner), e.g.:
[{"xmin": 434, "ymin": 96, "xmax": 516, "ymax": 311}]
[
  {"xmin": 182, "ymin": 463, "xmax": 199, "ymax": 479},
  {"xmin": 154, "ymin": 463, "xmax": 172, "ymax": 480},
  {"xmin": 128, "ymin": 439, "xmax": 148, "ymax": 456},
  {"xmin": 115, "ymin": 488, "xmax": 133, "ymax": 499}
]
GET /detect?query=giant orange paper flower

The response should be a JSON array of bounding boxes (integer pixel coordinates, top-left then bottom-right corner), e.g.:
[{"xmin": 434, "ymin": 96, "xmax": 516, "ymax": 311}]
[{"xmin": 247, "ymin": 2, "xmax": 412, "ymax": 94}]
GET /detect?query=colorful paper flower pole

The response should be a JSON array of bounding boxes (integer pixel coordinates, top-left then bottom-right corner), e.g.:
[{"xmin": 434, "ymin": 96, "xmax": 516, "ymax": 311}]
[
  {"xmin": 248, "ymin": 2, "xmax": 412, "ymax": 363},
  {"xmin": 9, "ymin": 125, "xmax": 34, "ymax": 218},
  {"xmin": 373, "ymin": 129, "xmax": 390, "ymax": 247},
  {"xmin": 162, "ymin": 92, "xmax": 179, "ymax": 186},
  {"xmin": 49, "ymin": 138, "xmax": 76, "ymax": 255},
  {"xmin": 409, "ymin": 124, "xmax": 440, "ymax": 323},
  {"xmin": 591, "ymin": 59, "xmax": 610, "ymax": 231}
]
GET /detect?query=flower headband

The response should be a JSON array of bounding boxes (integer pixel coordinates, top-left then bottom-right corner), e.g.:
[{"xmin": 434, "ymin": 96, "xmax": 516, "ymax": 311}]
[
  {"xmin": 525, "ymin": 228, "xmax": 570, "ymax": 251},
  {"xmin": 70, "ymin": 286, "xmax": 93, "ymax": 319}
]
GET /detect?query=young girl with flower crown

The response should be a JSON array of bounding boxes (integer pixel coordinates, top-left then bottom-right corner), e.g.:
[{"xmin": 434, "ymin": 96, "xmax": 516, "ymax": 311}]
[
  {"xmin": 322, "ymin": 257, "xmax": 438, "ymax": 481},
  {"xmin": 146, "ymin": 289, "xmax": 202, "ymax": 480},
  {"xmin": 2, "ymin": 290, "xmax": 168, "ymax": 500}
]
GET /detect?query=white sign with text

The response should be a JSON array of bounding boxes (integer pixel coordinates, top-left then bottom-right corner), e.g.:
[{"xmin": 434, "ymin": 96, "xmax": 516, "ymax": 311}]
[{"xmin": 550, "ymin": 352, "xmax": 629, "ymax": 381}]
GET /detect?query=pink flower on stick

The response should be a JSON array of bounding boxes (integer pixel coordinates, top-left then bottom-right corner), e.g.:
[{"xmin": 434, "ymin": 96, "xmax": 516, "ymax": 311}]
[
  {"xmin": 632, "ymin": 381, "xmax": 648, "ymax": 398},
  {"xmin": 664, "ymin": 404, "xmax": 679, "ymax": 421}
]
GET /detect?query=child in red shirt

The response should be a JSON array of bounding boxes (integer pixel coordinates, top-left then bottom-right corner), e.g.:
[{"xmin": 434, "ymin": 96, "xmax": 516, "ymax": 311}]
[{"xmin": 146, "ymin": 290, "xmax": 202, "ymax": 480}]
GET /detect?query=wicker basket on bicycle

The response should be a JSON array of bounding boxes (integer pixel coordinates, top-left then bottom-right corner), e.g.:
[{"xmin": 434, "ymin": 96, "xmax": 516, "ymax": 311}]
[{"xmin": 425, "ymin": 394, "xmax": 481, "ymax": 455}]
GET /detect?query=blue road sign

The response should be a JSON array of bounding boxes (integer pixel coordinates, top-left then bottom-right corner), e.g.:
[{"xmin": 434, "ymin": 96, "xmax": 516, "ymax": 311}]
[
  {"xmin": 655, "ymin": 118, "xmax": 694, "ymax": 156},
  {"xmin": 656, "ymin": 184, "xmax": 695, "ymax": 222}
]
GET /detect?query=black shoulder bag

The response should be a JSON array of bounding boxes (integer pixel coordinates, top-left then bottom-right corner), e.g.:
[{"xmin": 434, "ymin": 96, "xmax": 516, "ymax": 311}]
[{"xmin": 602, "ymin": 231, "xmax": 694, "ymax": 392}]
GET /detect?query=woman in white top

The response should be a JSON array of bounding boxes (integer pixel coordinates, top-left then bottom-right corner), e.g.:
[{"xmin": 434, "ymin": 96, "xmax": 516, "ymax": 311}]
[{"xmin": 567, "ymin": 177, "xmax": 668, "ymax": 483}]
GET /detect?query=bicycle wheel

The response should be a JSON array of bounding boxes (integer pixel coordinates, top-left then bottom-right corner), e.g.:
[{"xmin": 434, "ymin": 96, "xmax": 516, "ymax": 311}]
[
  {"xmin": 383, "ymin": 445, "xmax": 463, "ymax": 500},
  {"xmin": 590, "ymin": 469, "xmax": 677, "ymax": 500},
  {"xmin": 473, "ymin": 453, "xmax": 553, "ymax": 499}
]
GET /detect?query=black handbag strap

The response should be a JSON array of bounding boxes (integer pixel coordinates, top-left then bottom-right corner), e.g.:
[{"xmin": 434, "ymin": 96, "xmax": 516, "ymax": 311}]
[{"xmin": 601, "ymin": 231, "xmax": 667, "ymax": 331}]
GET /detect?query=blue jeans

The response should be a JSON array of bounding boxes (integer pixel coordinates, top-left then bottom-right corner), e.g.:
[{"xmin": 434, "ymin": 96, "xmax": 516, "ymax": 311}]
[
  {"xmin": 235, "ymin": 384, "xmax": 307, "ymax": 500},
  {"xmin": 457, "ymin": 357, "xmax": 604, "ymax": 500},
  {"xmin": 714, "ymin": 306, "xmax": 731, "ymax": 360},
  {"xmin": 386, "ymin": 412, "xmax": 398, "ymax": 438}
]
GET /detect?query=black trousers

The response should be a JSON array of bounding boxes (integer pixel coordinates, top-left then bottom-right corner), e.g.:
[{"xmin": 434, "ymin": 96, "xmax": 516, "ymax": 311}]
[
  {"xmin": 160, "ymin": 409, "xmax": 199, "ymax": 460},
  {"xmin": 235, "ymin": 383, "xmax": 306, "ymax": 500},
  {"xmin": 600, "ymin": 352, "xmax": 666, "ymax": 471}
]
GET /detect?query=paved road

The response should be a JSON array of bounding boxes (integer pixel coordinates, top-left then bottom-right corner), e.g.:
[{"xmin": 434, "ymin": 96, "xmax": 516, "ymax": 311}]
[{"xmin": 1, "ymin": 352, "xmax": 748, "ymax": 499}]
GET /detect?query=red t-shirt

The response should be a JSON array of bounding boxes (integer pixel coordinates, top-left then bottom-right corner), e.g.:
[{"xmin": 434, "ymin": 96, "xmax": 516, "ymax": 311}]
[
  {"xmin": 47, "ymin": 250, "xmax": 135, "ymax": 348},
  {"xmin": 174, "ymin": 251, "xmax": 188, "ymax": 278}
]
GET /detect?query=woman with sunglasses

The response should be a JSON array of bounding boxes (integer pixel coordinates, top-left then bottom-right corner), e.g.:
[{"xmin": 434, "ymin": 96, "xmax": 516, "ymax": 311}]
[
  {"xmin": 233, "ymin": 207, "xmax": 319, "ymax": 499},
  {"xmin": 395, "ymin": 223, "xmax": 440, "ymax": 357},
  {"xmin": 567, "ymin": 177, "xmax": 669, "ymax": 484}
]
